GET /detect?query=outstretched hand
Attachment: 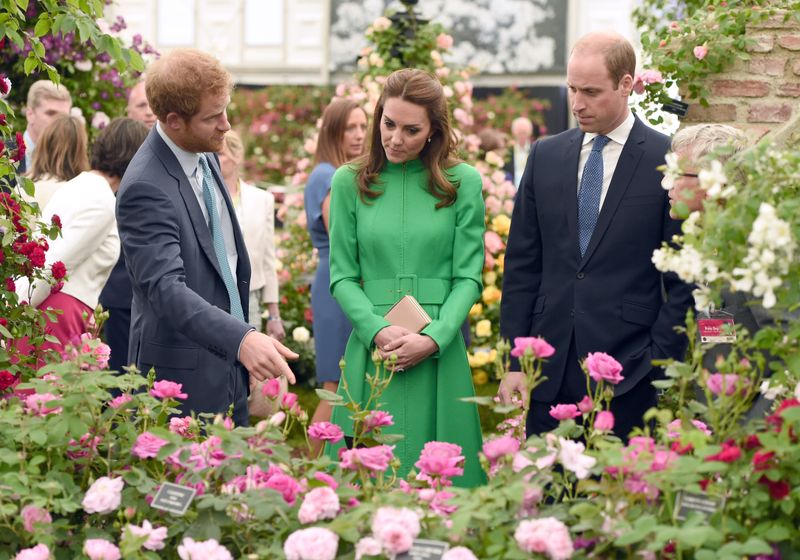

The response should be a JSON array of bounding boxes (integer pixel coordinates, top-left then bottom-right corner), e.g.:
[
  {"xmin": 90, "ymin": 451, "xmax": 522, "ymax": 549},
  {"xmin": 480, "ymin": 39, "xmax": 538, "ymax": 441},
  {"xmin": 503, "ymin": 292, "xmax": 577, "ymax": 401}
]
[{"xmin": 239, "ymin": 330, "xmax": 298, "ymax": 384}]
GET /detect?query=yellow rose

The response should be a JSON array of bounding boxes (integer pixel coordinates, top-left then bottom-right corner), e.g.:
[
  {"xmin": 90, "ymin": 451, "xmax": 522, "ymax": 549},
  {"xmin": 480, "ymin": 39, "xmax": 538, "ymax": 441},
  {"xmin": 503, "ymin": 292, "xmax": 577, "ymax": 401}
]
[
  {"xmin": 489, "ymin": 349, "xmax": 498, "ymax": 363},
  {"xmin": 475, "ymin": 319, "xmax": 492, "ymax": 338},
  {"xmin": 492, "ymin": 214, "xmax": 511, "ymax": 236},
  {"xmin": 472, "ymin": 369, "xmax": 489, "ymax": 385},
  {"xmin": 496, "ymin": 253, "xmax": 505, "ymax": 273},
  {"xmin": 484, "ymin": 271, "xmax": 497, "ymax": 286},
  {"xmin": 468, "ymin": 352, "xmax": 489, "ymax": 368},
  {"xmin": 482, "ymin": 285, "xmax": 501, "ymax": 305},
  {"xmin": 469, "ymin": 303, "xmax": 483, "ymax": 318}
]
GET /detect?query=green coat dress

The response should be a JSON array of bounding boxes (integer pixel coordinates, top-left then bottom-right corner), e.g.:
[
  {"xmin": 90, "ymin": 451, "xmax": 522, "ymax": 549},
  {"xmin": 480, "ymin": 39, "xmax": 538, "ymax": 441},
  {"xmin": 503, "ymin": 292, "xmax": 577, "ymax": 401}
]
[{"xmin": 326, "ymin": 158, "xmax": 487, "ymax": 488}]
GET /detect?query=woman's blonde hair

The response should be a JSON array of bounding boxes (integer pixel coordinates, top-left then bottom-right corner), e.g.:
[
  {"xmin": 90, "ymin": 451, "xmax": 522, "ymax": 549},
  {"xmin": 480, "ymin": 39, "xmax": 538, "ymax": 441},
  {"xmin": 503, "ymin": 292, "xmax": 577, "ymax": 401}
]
[{"xmin": 29, "ymin": 115, "xmax": 89, "ymax": 182}]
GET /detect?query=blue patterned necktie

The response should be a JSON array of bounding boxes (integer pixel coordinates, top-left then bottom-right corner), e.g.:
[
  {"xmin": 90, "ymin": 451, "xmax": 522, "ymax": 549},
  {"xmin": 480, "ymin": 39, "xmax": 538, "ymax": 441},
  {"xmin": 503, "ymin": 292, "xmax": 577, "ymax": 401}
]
[
  {"xmin": 577, "ymin": 135, "xmax": 610, "ymax": 256},
  {"xmin": 198, "ymin": 155, "xmax": 245, "ymax": 321}
]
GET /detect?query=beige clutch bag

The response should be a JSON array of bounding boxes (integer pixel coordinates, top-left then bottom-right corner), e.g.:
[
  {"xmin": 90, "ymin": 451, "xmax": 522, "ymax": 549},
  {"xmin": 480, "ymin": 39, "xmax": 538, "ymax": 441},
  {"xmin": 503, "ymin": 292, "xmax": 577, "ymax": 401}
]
[{"xmin": 384, "ymin": 295, "xmax": 432, "ymax": 333}]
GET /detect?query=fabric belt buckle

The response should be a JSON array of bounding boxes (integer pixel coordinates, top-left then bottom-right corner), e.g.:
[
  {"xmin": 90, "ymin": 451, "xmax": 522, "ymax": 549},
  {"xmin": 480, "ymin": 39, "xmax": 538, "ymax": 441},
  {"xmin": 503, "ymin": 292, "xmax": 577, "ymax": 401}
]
[{"xmin": 394, "ymin": 273, "xmax": 418, "ymax": 302}]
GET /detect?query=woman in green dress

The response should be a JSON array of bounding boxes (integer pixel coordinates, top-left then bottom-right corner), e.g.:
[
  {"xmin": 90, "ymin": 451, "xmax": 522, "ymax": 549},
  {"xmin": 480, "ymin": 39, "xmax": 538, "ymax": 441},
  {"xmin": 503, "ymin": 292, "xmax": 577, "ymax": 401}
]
[{"xmin": 327, "ymin": 69, "xmax": 486, "ymax": 487}]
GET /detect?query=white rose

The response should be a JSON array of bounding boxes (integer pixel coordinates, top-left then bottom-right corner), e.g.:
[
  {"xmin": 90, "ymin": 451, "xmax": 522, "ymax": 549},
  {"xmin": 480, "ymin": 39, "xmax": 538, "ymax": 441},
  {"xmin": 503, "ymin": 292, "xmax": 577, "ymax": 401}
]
[
  {"xmin": 74, "ymin": 59, "xmax": 93, "ymax": 72},
  {"xmin": 292, "ymin": 326, "xmax": 310, "ymax": 343}
]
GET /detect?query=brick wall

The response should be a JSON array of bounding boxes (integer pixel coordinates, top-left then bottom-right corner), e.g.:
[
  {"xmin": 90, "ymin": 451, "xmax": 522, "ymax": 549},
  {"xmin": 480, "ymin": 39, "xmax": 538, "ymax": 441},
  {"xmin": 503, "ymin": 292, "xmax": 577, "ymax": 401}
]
[{"xmin": 682, "ymin": 12, "xmax": 800, "ymax": 141}]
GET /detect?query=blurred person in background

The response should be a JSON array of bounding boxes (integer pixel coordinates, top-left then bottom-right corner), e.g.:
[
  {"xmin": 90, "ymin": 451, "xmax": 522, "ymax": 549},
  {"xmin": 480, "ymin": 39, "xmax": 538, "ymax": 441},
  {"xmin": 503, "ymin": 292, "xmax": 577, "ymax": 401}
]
[
  {"xmin": 26, "ymin": 114, "xmax": 89, "ymax": 208},
  {"xmin": 18, "ymin": 80, "xmax": 72, "ymax": 174},
  {"xmin": 504, "ymin": 116, "xmax": 534, "ymax": 189},
  {"xmin": 126, "ymin": 80, "xmax": 156, "ymax": 128},
  {"xmin": 17, "ymin": 118, "xmax": 149, "ymax": 354},
  {"xmin": 304, "ymin": 98, "xmax": 366, "ymax": 455}
]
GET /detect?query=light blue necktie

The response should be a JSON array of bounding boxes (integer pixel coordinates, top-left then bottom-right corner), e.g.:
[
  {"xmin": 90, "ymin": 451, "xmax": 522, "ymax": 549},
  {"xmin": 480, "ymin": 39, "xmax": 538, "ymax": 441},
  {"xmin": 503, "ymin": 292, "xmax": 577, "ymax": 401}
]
[
  {"xmin": 198, "ymin": 155, "xmax": 245, "ymax": 321},
  {"xmin": 577, "ymin": 135, "xmax": 610, "ymax": 256}
]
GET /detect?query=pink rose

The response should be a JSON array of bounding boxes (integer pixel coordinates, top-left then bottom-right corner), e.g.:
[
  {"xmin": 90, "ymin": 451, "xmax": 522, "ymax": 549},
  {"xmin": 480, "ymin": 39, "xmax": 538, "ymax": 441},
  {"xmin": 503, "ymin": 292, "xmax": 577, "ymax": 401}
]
[
  {"xmin": 436, "ymin": 33, "xmax": 454, "ymax": 50},
  {"xmin": 298, "ymin": 486, "xmax": 340, "ymax": 524},
  {"xmin": 693, "ymin": 45, "xmax": 708, "ymax": 60},
  {"xmin": 706, "ymin": 373, "xmax": 747, "ymax": 396},
  {"xmin": 484, "ymin": 230, "xmax": 506, "ymax": 254},
  {"xmin": 442, "ymin": 546, "xmax": 479, "ymax": 560},
  {"xmin": 169, "ymin": 416, "xmax": 194, "ymax": 437},
  {"xmin": 21, "ymin": 505, "xmax": 52, "ymax": 533},
  {"xmin": 666, "ymin": 418, "xmax": 712, "ymax": 439},
  {"xmin": 577, "ymin": 395, "xmax": 593, "ymax": 414},
  {"xmin": 375, "ymin": 522, "xmax": 413, "ymax": 555},
  {"xmin": 24, "ymin": 393, "xmax": 62, "ymax": 416},
  {"xmin": 355, "ymin": 537, "xmax": 382, "ymax": 560},
  {"xmin": 132, "ymin": 432, "xmax": 169, "ymax": 459},
  {"xmin": 415, "ymin": 441, "xmax": 464, "ymax": 479},
  {"xmin": 281, "ymin": 391, "xmax": 299, "ymax": 409},
  {"xmin": 83, "ymin": 539, "xmax": 120, "ymax": 560},
  {"xmin": 150, "ymin": 380, "xmax": 188, "ymax": 400},
  {"xmin": 372, "ymin": 506, "xmax": 420, "ymax": 539},
  {"xmin": 549, "ymin": 403, "xmax": 581, "ymax": 421},
  {"xmin": 178, "ymin": 537, "xmax": 233, "ymax": 560},
  {"xmin": 126, "ymin": 520, "xmax": 168, "ymax": 551},
  {"xmin": 594, "ymin": 410, "xmax": 615, "ymax": 432},
  {"xmin": 82, "ymin": 476, "xmax": 124, "ymax": 514},
  {"xmin": 108, "ymin": 394, "xmax": 132, "ymax": 409},
  {"xmin": 514, "ymin": 517, "xmax": 574, "ymax": 559},
  {"xmin": 266, "ymin": 471, "xmax": 303, "ymax": 505},
  {"xmin": 283, "ymin": 527, "xmax": 339, "ymax": 560},
  {"xmin": 482, "ymin": 435, "xmax": 520, "ymax": 462},
  {"xmin": 313, "ymin": 471, "xmax": 339, "ymax": 489},
  {"xmin": 308, "ymin": 421, "xmax": 344, "ymax": 443},
  {"xmin": 14, "ymin": 544, "xmax": 50, "ymax": 560},
  {"xmin": 364, "ymin": 410, "xmax": 394, "ymax": 432},
  {"xmin": 340, "ymin": 445, "xmax": 395, "ymax": 473},
  {"xmin": 585, "ymin": 352, "xmax": 624, "ymax": 385},
  {"xmin": 261, "ymin": 378, "xmax": 282, "ymax": 399},
  {"xmin": 511, "ymin": 337, "xmax": 555, "ymax": 359},
  {"xmin": 632, "ymin": 69, "xmax": 664, "ymax": 94}
]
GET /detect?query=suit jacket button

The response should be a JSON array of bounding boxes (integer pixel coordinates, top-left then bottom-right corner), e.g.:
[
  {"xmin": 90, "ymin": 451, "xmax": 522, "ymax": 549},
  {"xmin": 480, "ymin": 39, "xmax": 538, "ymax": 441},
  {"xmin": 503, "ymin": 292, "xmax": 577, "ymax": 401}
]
[{"xmin": 576, "ymin": 272, "xmax": 585, "ymax": 279}]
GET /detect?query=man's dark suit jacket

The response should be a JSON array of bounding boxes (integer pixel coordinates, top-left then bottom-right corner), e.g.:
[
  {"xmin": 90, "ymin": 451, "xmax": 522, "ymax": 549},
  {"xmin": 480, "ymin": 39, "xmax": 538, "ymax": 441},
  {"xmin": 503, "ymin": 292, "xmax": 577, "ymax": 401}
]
[
  {"xmin": 98, "ymin": 255, "xmax": 133, "ymax": 374},
  {"xmin": 501, "ymin": 116, "xmax": 694, "ymax": 402},
  {"xmin": 116, "ymin": 128, "xmax": 252, "ymax": 421}
]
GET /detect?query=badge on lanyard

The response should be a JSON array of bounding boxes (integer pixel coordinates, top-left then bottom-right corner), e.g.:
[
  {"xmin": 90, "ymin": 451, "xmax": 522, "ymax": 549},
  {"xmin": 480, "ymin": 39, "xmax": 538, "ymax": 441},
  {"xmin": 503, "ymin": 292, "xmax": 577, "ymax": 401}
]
[{"xmin": 697, "ymin": 309, "xmax": 736, "ymax": 344}]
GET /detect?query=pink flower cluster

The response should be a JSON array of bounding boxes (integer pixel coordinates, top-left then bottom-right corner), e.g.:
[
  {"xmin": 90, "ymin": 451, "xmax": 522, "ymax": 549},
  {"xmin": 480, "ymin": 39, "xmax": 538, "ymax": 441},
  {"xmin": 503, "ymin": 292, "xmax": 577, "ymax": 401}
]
[
  {"xmin": 666, "ymin": 418, "xmax": 711, "ymax": 439},
  {"xmin": 298, "ymin": 486, "xmax": 340, "ymax": 524},
  {"xmin": 514, "ymin": 517, "xmax": 574, "ymax": 560},
  {"xmin": 125, "ymin": 520, "xmax": 168, "ymax": 551},
  {"xmin": 549, "ymin": 403, "xmax": 581, "ymax": 421},
  {"xmin": 585, "ymin": 352, "xmax": 624, "ymax": 385},
  {"xmin": 510, "ymin": 336, "xmax": 555, "ymax": 359},
  {"xmin": 340, "ymin": 445, "xmax": 395, "ymax": 474},
  {"xmin": 706, "ymin": 373, "xmax": 749, "ymax": 397},
  {"xmin": 364, "ymin": 410, "xmax": 393, "ymax": 432},
  {"xmin": 132, "ymin": 432, "xmax": 169, "ymax": 459},
  {"xmin": 24, "ymin": 393, "xmax": 62, "ymax": 416},
  {"xmin": 284, "ymin": 527, "xmax": 339, "ymax": 560},
  {"xmin": 415, "ymin": 441, "xmax": 464, "ymax": 483},
  {"xmin": 371, "ymin": 507, "xmax": 421, "ymax": 555},
  {"xmin": 169, "ymin": 416, "xmax": 194, "ymax": 438},
  {"xmin": 308, "ymin": 421, "xmax": 344, "ymax": 443},
  {"xmin": 482, "ymin": 436, "xmax": 520, "ymax": 471},
  {"xmin": 223, "ymin": 464, "xmax": 303, "ymax": 505},
  {"xmin": 442, "ymin": 547, "xmax": 479, "ymax": 560},
  {"xmin": 177, "ymin": 537, "xmax": 232, "ymax": 560},
  {"xmin": 66, "ymin": 333, "xmax": 111, "ymax": 371},
  {"xmin": 15, "ymin": 544, "xmax": 50, "ymax": 560},
  {"xmin": 150, "ymin": 379, "xmax": 188, "ymax": 400},
  {"xmin": 82, "ymin": 476, "xmax": 124, "ymax": 514},
  {"xmin": 167, "ymin": 435, "xmax": 232, "ymax": 473},
  {"xmin": 632, "ymin": 69, "xmax": 664, "ymax": 94},
  {"xmin": 108, "ymin": 394, "xmax": 132, "ymax": 409},
  {"xmin": 21, "ymin": 505, "xmax": 52, "ymax": 533},
  {"xmin": 83, "ymin": 538, "xmax": 120, "ymax": 560},
  {"xmin": 606, "ymin": 436, "xmax": 678, "ymax": 499}
]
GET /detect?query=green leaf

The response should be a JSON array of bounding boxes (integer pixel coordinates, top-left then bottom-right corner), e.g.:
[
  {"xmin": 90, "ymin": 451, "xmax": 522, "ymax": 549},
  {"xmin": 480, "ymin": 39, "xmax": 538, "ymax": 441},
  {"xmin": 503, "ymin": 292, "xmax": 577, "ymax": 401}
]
[
  {"xmin": 315, "ymin": 388, "xmax": 343, "ymax": 402},
  {"xmin": 23, "ymin": 54, "xmax": 37, "ymax": 75},
  {"xmin": 33, "ymin": 16, "xmax": 50, "ymax": 37}
]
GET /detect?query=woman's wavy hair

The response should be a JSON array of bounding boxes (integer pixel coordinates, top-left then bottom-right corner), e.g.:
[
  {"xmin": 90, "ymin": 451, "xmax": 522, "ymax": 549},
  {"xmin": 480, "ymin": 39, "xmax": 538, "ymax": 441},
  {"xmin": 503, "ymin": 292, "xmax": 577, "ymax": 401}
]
[
  {"xmin": 29, "ymin": 115, "xmax": 89, "ymax": 182},
  {"xmin": 355, "ymin": 69, "xmax": 461, "ymax": 208}
]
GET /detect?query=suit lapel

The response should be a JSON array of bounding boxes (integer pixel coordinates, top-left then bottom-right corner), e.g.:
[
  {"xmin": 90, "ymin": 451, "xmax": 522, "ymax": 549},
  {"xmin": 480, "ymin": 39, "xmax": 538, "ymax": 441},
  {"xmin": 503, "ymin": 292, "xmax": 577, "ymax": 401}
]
[
  {"xmin": 563, "ymin": 129, "xmax": 583, "ymax": 263},
  {"xmin": 579, "ymin": 117, "xmax": 646, "ymax": 268},
  {"xmin": 151, "ymin": 133, "xmax": 223, "ymax": 280}
]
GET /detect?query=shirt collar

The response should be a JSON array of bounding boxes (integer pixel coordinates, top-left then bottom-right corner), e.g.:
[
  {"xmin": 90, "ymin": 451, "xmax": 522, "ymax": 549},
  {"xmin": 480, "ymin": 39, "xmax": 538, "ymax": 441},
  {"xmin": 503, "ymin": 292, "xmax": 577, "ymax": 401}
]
[
  {"xmin": 581, "ymin": 111, "xmax": 635, "ymax": 147},
  {"xmin": 156, "ymin": 121, "xmax": 202, "ymax": 179}
]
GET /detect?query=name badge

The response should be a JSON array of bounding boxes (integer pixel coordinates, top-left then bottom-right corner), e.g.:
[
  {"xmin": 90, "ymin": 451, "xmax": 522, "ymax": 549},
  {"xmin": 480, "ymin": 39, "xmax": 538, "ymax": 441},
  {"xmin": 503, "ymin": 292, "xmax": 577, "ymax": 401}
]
[
  {"xmin": 697, "ymin": 310, "xmax": 736, "ymax": 343},
  {"xmin": 395, "ymin": 539, "xmax": 450, "ymax": 559}
]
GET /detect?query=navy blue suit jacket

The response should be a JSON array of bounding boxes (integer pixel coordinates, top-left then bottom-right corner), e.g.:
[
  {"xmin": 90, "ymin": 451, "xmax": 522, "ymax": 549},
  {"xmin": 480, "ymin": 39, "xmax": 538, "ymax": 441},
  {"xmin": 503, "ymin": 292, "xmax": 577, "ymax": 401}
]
[
  {"xmin": 500, "ymin": 117, "xmax": 693, "ymax": 401},
  {"xmin": 116, "ymin": 128, "xmax": 252, "ymax": 417}
]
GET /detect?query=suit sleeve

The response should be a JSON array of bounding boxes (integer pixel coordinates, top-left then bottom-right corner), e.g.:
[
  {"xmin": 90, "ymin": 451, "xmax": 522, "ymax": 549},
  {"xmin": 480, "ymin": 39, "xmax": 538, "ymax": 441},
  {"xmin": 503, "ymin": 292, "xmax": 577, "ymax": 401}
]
[
  {"xmin": 261, "ymin": 191, "xmax": 279, "ymax": 304},
  {"xmin": 650, "ymin": 194, "xmax": 694, "ymax": 360},
  {"xmin": 329, "ymin": 167, "xmax": 391, "ymax": 348},
  {"xmin": 500, "ymin": 141, "xmax": 544, "ymax": 370},
  {"xmin": 420, "ymin": 165, "xmax": 484, "ymax": 351},
  {"xmin": 117, "ymin": 180, "xmax": 251, "ymax": 364}
]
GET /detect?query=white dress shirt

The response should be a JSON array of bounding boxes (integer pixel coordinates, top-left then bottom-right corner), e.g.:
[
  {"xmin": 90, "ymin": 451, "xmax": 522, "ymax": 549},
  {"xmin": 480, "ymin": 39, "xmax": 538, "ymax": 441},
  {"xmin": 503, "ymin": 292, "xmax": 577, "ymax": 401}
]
[
  {"xmin": 576, "ymin": 111, "xmax": 635, "ymax": 210},
  {"xmin": 156, "ymin": 122, "xmax": 239, "ymax": 280}
]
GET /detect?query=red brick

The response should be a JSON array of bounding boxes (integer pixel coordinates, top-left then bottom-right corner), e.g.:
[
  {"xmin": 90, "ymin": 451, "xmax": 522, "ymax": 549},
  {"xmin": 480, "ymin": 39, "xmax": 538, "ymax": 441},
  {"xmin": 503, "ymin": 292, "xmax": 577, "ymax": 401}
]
[
  {"xmin": 741, "ymin": 126, "xmax": 772, "ymax": 143},
  {"xmin": 747, "ymin": 35, "xmax": 774, "ymax": 53},
  {"xmin": 778, "ymin": 35, "xmax": 800, "ymax": 50},
  {"xmin": 712, "ymin": 79, "xmax": 770, "ymax": 97},
  {"xmin": 794, "ymin": 60, "xmax": 800, "ymax": 76},
  {"xmin": 778, "ymin": 83, "xmax": 800, "ymax": 97},
  {"xmin": 683, "ymin": 103, "xmax": 737, "ymax": 123},
  {"xmin": 749, "ymin": 57, "xmax": 786, "ymax": 76},
  {"xmin": 748, "ymin": 103, "xmax": 793, "ymax": 123}
]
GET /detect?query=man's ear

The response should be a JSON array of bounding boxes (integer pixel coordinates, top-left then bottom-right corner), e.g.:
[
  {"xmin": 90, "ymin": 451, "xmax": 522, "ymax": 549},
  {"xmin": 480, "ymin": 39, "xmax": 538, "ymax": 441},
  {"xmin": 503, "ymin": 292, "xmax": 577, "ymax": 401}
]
[
  {"xmin": 164, "ymin": 112, "xmax": 184, "ymax": 131},
  {"xmin": 619, "ymin": 74, "xmax": 634, "ymax": 97}
]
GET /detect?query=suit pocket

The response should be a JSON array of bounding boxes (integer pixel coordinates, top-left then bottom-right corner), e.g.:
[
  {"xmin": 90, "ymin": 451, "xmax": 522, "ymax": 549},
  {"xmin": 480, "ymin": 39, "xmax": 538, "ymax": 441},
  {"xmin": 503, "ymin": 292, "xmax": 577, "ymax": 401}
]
[
  {"xmin": 621, "ymin": 299, "xmax": 658, "ymax": 326},
  {"xmin": 533, "ymin": 295, "xmax": 546, "ymax": 315},
  {"xmin": 140, "ymin": 340, "xmax": 199, "ymax": 370},
  {"xmin": 620, "ymin": 195, "xmax": 663, "ymax": 207}
]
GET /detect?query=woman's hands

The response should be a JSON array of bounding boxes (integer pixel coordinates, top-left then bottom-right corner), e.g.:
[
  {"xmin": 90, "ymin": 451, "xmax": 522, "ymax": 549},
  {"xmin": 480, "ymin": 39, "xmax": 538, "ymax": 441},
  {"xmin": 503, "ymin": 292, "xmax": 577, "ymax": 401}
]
[{"xmin": 374, "ymin": 326, "xmax": 439, "ymax": 371}]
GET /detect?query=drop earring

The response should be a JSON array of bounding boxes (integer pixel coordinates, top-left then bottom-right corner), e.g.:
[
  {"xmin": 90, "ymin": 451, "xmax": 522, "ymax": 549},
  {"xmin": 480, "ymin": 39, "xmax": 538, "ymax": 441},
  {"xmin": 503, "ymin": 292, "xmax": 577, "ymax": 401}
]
[{"xmin": 426, "ymin": 137, "xmax": 432, "ymax": 143}]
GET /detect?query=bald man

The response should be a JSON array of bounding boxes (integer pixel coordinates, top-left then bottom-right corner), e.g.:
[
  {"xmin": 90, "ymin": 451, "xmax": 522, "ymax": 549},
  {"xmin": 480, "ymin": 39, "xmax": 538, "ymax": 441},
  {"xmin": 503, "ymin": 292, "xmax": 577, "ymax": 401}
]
[
  {"xmin": 499, "ymin": 32, "xmax": 693, "ymax": 438},
  {"xmin": 126, "ymin": 81, "xmax": 156, "ymax": 128}
]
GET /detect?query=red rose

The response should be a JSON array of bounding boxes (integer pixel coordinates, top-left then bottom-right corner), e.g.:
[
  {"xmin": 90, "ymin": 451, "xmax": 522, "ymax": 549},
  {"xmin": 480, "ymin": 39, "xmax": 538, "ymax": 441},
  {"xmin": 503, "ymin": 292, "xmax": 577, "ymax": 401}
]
[
  {"xmin": 743, "ymin": 434, "xmax": 761, "ymax": 450},
  {"xmin": 0, "ymin": 139, "xmax": 4, "ymax": 154},
  {"xmin": 51, "ymin": 261, "xmax": 67, "ymax": 280},
  {"xmin": 753, "ymin": 450, "xmax": 776, "ymax": 472},
  {"xmin": 0, "ymin": 74, "xmax": 9, "ymax": 96},
  {"xmin": 304, "ymin": 307, "xmax": 313, "ymax": 323},
  {"xmin": 0, "ymin": 318, "xmax": 7, "ymax": 326},
  {"xmin": 0, "ymin": 370, "xmax": 16, "ymax": 391},
  {"xmin": 705, "ymin": 440, "xmax": 741, "ymax": 463},
  {"xmin": 4, "ymin": 278, "xmax": 15, "ymax": 292},
  {"xmin": 0, "ymin": 113, "xmax": 6, "ymax": 126},
  {"xmin": 767, "ymin": 398, "xmax": 800, "ymax": 431},
  {"xmin": 698, "ymin": 479, "xmax": 711, "ymax": 491},
  {"xmin": 29, "ymin": 246, "xmax": 46, "ymax": 268},
  {"xmin": 51, "ymin": 215, "xmax": 62, "ymax": 230},
  {"xmin": 50, "ymin": 281, "xmax": 64, "ymax": 295},
  {"xmin": 12, "ymin": 132, "xmax": 25, "ymax": 163},
  {"xmin": 759, "ymin": 475, "xmax": 791, "ymax": 500}
]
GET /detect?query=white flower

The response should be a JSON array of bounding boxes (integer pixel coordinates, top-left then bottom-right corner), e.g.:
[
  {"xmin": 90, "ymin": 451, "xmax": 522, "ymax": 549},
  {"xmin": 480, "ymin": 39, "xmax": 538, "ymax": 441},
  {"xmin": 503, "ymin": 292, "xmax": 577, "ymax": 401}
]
[
  {"xmin": 760, "ymin": 380, "xmax": 785, "ymax": 400},
  {"xmin": 698, "ymin": 160, "xmax": 727, "ymax": 198},
  {"xmin": 557, "ymin": 437, "xmax": 596, "ymax": 479},
  {"xmin": 91, "ymin": 111, "xmax": 110, "ymax": 130},
  {"xmin": 75, "ymin": 59, "xmax": 93, "ymax": 72},
  {"xmin": 372, "ymin": 16, "xmax": 391, "ymax": 32},
  {"xmin": 485, "ymin": 150, "xmax": 504, "ymax": 167},
  {"xmin": 794, "ymin": 381, "xmax": 800, "ymax": 401},
  {"xmin": 292, "ymin": 326, "xmax": 310, "ymax": 343},
  {"xmin": 82, "ymin": 476, "xmax": 124, "ymax": 514}
]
